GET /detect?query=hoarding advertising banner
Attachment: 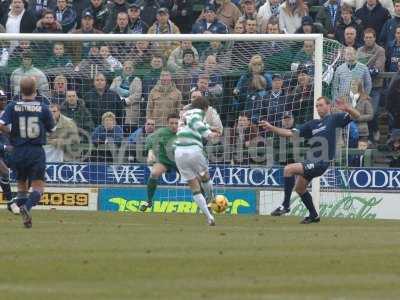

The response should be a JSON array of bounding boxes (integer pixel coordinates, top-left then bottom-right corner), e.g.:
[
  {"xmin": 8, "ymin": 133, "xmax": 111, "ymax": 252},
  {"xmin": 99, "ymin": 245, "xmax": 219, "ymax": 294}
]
[
  {"xmin": 41, "ymin": 163, "xmax": 400, "ymax": 191},
  {"xmin": 0, "ymin": 187, "xmax": 98, "ymax": 211},
  {"xmin": 259, "ymin": 191, "xmax": 400, "ymax": 220},
  {"xmin": 99, "ymin": 187, "xmax": 257, "ymax": 214}
]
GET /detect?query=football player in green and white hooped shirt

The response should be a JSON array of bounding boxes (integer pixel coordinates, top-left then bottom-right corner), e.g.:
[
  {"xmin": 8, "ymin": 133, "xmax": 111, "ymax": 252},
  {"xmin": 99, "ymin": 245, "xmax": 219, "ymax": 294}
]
[{"xmin": 175, "ymin": 96, "xmax": 220, "ymax": 226}]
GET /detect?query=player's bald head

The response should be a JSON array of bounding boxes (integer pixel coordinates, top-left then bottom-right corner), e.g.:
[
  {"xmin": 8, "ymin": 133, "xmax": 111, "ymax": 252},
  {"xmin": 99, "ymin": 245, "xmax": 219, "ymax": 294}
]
[{"xmin": 20, "ymin": 76, "xmax": 36, "ymax": 97}]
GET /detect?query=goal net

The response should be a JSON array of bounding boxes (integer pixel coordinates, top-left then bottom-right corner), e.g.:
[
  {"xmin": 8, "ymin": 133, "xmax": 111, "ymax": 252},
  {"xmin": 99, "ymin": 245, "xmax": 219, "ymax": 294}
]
[{"xmin": 0, "ymin": 33, "xmax": 350, "ymax": 216}]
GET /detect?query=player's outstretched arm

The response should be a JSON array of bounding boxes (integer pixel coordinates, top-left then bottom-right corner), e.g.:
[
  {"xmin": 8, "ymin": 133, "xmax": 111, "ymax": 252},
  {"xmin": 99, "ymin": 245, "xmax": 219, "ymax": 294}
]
[
  {"xmin": 259, "ymin": 120, "xmax": 293, "ymax": 138},
  {"xmin": 336, "ymin": 98, "xmax": 360, "ymax": 120}
]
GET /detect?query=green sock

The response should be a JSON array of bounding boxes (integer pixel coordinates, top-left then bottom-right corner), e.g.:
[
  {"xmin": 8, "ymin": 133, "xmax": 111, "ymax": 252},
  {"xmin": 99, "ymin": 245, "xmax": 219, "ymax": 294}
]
[{"xmin": 147, "ymin": 178, "xmax": 158, "ymax": 202}]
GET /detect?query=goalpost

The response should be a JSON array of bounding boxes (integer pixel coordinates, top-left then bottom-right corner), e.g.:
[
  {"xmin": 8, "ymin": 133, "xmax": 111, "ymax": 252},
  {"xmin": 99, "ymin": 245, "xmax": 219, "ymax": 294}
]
[{"xmin": 0, "ymin": 33, "xmax": 345, "ymax": 215}]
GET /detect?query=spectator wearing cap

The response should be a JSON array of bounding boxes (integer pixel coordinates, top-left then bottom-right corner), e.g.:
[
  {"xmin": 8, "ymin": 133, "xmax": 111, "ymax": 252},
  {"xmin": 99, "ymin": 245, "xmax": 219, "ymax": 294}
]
[
  {"xmin": 88, "ymin": 0, "xmax": 110, "ymax": 31},
  {"xmin": 192, "ymin": 4, "xmax": 229, "ymax": 34},
  {"xmin": 70, "ymin": 0, "xmax": 90, "ymax": 29},
  {"xmin": 10, "ymin": 50, "xmax": 50, "ymax": 97},
  {"xmin": 316, "ymin": 0, "xmax": 341, "ymax": 39},
  {"xmin": 357, "ymin": 27, "xmax": 385, "ymax": 142},
  {"xmin": 332, "ymin": 47, "xmax": 372, "ymax": 103},
  {"xmin": 73, "ymin": 9, "xmax": 103, "ymax": 34},
  {"xmin": 128, "ymin": 2, "xmax": 148, "ymax": 33},
  {"xmin": 278, "ymin": 0, "xmax": 308, "ymax": 34},
  {"xmin": 148, "ymin": 8, "xmax": 180, "ymax": 59},
  {"xmin": 0, "ymin": 0, "xmax": 36, "ymax": 34},
  {"xmin": 385, "ymin": 25, "xmax": 400, "ymax": 72},
  {"xmin": 71, "ymin": 9, "xmax": 103, "ymax": 64},
  {"xmin": 335, "ymin": 4, "xmax": 364, "ymax": 45},
  {"xmin": 355, "ymin": 0, "xmax": 390, "ymax": 38},
  {"xmin": 258, "ymin": 0, "xmax": 282, "ymax": 28},
  {"xmin": 34, "ymin": 9, "xmax": 63, "ymax": 33},
  {"xmin": 288, "ymin": 66, "xmax": 314, "ymax": 124},
  {"xmin": 55, "ymin": 0, "xmax": 77, "ymax": 33},
  {"xmin": 167, "ymin": 40, "xmax": 199, "ymax": 74},
  {"xmin": 103, "ymin": 0, "xmax": 128, "ymax": 33},
  {"xmin": 212, "ymin": 0, "xmax": 241, "ymax": 31},
  {"xmin": 295, "ymin": 15, "xmax": 326, "ymax": 34},
  {"xmin": 168, "ymin": 0, "xmax": 193, "ymax": 33}
]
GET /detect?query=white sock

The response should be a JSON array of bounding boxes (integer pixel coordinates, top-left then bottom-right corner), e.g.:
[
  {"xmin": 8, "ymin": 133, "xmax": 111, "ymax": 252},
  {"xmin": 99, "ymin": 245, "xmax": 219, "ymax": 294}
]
[
  {"xmin": 193, "ymin": 193, "xmax": 214, "ymax": 221},
  {"xmin": 200, "ymin": 180, "xmax": 214, "ymax": 203}
]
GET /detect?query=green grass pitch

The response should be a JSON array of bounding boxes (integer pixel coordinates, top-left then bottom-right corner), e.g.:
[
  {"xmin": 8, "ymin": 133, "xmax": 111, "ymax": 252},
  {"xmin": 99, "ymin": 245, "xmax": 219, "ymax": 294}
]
[{"xmin": 1, "ymin": 210, "xmax": 400, "ymax": 300}]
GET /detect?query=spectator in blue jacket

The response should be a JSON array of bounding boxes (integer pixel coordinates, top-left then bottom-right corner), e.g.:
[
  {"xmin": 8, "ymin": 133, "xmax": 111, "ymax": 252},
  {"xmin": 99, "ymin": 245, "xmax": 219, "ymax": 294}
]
[
  {"xmin": 92, "ymin": 111, "xmax": 124, "ymax": 147},
  {"xmin": 386, "ymin": 25, "xmax": 400, "ymax": 71},
  {"xmin": 192, "ymin": 4, "xmax": 229, "ymax": 34},
  {"xmin": 243, "ymin": 74, "xmax": 269, "ymax": 124},
  {"xmin": 55, "ymin": 0, "xmax": 77, "ymax": 32},
  {"xmin": 233, "ymin": 54, "xmax": 272, "ymax": 109},
  {"xmin": 355, "ymin": 0, "xmax": 390, "ymax": 38},
  {"xmin": 379, "ymin": 0, "xmax": 400, "ymax": 47}
]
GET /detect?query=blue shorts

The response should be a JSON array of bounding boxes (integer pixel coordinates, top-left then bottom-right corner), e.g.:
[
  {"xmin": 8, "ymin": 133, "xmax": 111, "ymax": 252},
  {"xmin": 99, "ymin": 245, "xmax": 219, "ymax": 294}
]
[
  {"xmin": 13, "ymin": 145, "xmax": 46, "ymax": 182},
  {"xmin": 301, "ymin": 160, "xmax": 330, "ymax": 182}
]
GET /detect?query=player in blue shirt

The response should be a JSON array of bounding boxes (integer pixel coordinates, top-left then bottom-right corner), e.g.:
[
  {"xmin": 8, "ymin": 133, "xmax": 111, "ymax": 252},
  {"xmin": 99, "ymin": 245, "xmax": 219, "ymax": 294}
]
[
  {"xmin": 262, "ymin": 96, "xmax": 360, "ymax": 224},
  {"xmin": 0, "ymin": 77, "xmax": 56, "ymax": 228},
  {"xmin": 0, "ymin": 90, "xmax": 20, "ymax": 214}
]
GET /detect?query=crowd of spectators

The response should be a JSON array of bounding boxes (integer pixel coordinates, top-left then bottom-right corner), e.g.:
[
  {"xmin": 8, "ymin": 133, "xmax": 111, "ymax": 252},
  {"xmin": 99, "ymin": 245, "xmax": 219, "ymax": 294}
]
[{"xmin": 0, "ymin": 0, "xmax": 399, "ymax": 166}]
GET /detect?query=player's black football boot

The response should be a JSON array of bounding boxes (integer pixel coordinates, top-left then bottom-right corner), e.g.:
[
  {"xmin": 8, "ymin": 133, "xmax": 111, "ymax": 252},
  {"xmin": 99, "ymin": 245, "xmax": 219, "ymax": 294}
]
[
  {"xmin": 271, "ymin": 206, "xmax": 290, "ymax": 216},
  {"xmin": 20, "ymin": 205, "xmax": 32, "ymax": 228},
  {"xmin": 300, "ymin": 215, "xmax": 320, "ymax": 224},
  {"xmin": 139, "ymin": 201, "xmax": 153, "ymax": 212}
]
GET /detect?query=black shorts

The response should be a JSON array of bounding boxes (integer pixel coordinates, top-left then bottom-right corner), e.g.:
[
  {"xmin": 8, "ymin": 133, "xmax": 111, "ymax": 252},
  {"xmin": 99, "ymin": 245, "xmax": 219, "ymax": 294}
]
[
  {"xmin": 301, "ymin": 160, "xmax": 330, "ymax": 182},
  {"xmin": 13, "ymin": 145, "xmax": 46, "ymax": 182}
]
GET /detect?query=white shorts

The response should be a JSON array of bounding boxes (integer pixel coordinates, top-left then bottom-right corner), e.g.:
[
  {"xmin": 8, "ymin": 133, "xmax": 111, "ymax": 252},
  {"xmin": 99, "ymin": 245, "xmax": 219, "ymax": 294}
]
[{"xmin": 175, "ymin": 146, "xmax": 208, "ymax": 181}]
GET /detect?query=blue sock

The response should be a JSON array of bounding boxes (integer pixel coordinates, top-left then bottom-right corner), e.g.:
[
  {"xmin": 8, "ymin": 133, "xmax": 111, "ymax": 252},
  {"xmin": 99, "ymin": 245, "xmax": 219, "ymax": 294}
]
[
  {"xmin": 0, "ymin": 182, "xmax": 12, "ymax": 202},
  {"xmin": 25, "ymin": 191, "xmax": 42, "ymax": 211},
  {"xmin": 282, "ymin": 176, "xmax": 295, "ymax": 209},
  {"xmin": 300, "ymin": 191, "xmax": 318, "ymax": 218}
]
